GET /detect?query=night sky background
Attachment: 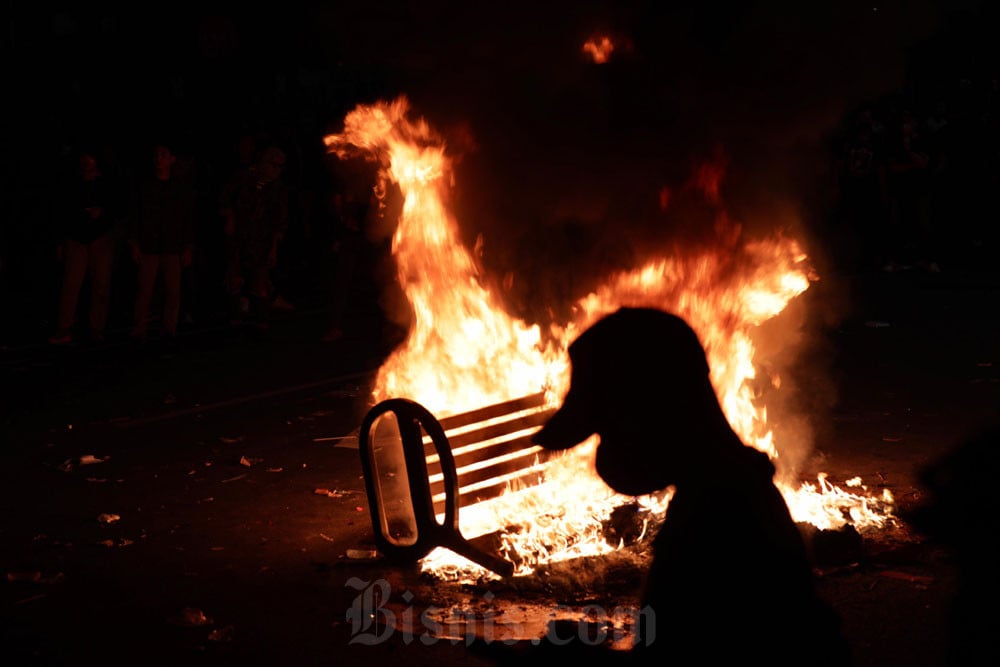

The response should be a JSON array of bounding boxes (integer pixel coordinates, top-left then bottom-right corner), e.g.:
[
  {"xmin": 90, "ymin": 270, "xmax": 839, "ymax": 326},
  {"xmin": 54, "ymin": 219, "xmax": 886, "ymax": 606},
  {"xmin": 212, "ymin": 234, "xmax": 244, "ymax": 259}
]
[{"xmin": 4, "ymin": 0, "xmax": 1000, "ymax": 334}]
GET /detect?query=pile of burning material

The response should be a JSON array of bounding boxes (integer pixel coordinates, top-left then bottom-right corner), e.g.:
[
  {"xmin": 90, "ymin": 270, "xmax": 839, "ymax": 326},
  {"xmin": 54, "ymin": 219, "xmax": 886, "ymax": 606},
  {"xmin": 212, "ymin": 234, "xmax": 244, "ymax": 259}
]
[{"xmin": 325, "ymin": 96, "xmax": 897, "ymax": 586}]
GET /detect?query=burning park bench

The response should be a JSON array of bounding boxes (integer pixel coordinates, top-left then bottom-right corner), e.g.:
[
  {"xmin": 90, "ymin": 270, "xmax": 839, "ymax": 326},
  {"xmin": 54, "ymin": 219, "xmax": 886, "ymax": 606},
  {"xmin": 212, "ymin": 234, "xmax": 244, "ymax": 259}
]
[
  {"xmin": 357, "ymin": 387, "xmax": 878, "ymax": 580},
  {"xmin": 358, "ymin": 392, "xmax": 559, "ymax": 577}
]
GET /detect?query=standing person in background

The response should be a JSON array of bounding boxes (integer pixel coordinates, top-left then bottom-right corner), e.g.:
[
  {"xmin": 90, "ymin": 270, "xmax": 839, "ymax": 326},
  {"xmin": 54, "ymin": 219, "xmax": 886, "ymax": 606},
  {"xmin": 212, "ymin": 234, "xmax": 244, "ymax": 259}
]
[
  {"xmin": 0, "ymin": 212, "xmax": 9, "ymax": 346},
  {"xmin": 127, "ymin": 140, "xmax": 196, "ymax": 343},
  {"xmin": 176, "ymin": 146, "xmax": 205, "ymax": 328},
  {"xmin": 833, "ymin": 105, "xmax": 889, "ymax": 272},
  {"xmin": 320, "ymin": 151, "xmax": 379, "ymax": 343},
  {"xmin": 48, "ymin": 145, "xmax": 123, "ymax": 345},
  {"xmin": 219, "ymin": 144, "xmax": 289, "ymax": 331},
  {"xmin": 884, "ymin": 108, "xmax": 937, "ymax": 272}
]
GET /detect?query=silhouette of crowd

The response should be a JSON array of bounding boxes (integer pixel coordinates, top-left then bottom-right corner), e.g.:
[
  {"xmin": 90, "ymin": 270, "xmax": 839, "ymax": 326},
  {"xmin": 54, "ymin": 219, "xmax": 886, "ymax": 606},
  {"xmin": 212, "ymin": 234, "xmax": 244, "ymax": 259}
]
[
  {"xmin": 0, "ymin": 120, "xmax": 392, "ymax": 351},
  {"xmin": 826, "ymin": 61, "xmax": 1000, "ymax": 275},
  {"xmin": 1, "ymin": 8, "xmax": 401, "ymax": 350}
]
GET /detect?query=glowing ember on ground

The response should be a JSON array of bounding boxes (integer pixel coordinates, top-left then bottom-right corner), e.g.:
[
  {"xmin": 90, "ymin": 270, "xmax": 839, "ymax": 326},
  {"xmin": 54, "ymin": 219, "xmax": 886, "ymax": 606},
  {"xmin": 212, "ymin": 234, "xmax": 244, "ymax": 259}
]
[{"xmin": 325, "ymin": 97, "xmax": 896, "ymax": 583}]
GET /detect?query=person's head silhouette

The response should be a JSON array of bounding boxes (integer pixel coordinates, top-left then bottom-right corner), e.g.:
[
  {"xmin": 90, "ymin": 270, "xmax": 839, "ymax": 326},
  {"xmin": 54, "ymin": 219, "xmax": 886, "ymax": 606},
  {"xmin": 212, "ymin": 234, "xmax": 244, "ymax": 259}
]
[{"xmin": 533, "ymin": 307, "xmax": 737, "ymax": 495}]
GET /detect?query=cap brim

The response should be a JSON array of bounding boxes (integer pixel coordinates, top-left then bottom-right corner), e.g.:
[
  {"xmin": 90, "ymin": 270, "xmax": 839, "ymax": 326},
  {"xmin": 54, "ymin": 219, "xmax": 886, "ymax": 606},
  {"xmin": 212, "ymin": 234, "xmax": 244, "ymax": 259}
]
[{"xmin": 532, "ymin": 390, "xmax": 595, "ymax": 451}]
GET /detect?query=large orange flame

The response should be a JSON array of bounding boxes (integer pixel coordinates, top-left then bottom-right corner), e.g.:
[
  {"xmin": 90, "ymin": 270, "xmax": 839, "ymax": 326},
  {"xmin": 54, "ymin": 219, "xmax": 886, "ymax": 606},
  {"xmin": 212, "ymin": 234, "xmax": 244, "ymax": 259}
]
[
  {"xmin": 326, "ymin": 97, "xmax": 552, "ymax": 415},
  {"xmin": 324, "ymin": 97, "xmax": 894, "ymax": 582}
]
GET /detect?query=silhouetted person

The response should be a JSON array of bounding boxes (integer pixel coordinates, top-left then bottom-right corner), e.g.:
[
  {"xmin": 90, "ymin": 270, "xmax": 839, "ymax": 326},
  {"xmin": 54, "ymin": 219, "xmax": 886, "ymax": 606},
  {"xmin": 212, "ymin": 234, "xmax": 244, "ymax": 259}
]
[
  {"xmin": 127, "ymin": 140, "xmax": 196, "ymax": 342},
  {"xmin": 0, "ymin": 214, "xmax": 10, "ymax": 345},
  {"xmin": 320, "ymin": 152, "xmax": 379, "ymax": 343},
  {"xmin": 531, "ymin": 307, "xmax": 851, "ymax": 665},
  {"xmin": 219, "ymin": 144, "xmax": 289, "ymax": 330},
  {"xmin": 833, "ymin": 106, "xmax": 889, "ymax": 272},
  {"xmin": 48, "ymin": 146, "xmax": 123, "ymax": 345},
  {"xmin": 905, "ymin": 422, "xmax": 1000, "ymax": 667},
  {"xmin": 884, "ymin": 108, "xmax": 938, "ymax": 272}
]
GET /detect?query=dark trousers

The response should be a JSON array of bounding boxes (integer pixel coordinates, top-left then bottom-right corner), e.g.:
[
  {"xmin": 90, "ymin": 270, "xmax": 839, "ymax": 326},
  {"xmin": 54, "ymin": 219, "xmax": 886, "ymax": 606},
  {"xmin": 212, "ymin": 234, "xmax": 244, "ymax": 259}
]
[
  {"xmin": 56, "ymin": 235, "xmax": 114, "ymax": 335},
  {"xmin": 133, "ymin": 252, "xmax": 182, "ymax": 337}
]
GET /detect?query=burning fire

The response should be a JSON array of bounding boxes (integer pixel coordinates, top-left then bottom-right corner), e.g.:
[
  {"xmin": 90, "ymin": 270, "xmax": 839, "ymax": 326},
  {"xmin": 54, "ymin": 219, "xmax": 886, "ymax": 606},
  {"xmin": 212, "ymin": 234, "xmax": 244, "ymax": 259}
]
[{"xmin": 324, "ymin": 97, "xmax": 895, "ymax": 582}]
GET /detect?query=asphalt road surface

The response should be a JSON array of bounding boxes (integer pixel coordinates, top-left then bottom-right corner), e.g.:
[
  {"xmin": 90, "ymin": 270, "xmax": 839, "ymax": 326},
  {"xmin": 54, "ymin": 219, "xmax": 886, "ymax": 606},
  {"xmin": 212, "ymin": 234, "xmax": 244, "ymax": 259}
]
[{"xmin": 2, "ymin": 266, "xmax": 999, "ymax": 666}]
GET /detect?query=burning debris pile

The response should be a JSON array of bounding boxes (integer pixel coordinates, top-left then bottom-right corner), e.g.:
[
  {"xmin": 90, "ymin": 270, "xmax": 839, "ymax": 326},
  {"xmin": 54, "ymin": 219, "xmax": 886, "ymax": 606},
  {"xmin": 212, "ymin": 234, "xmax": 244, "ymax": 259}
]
[{"xmin": 325, "ymin": 97, "xmax": 896, "ymax": 585}]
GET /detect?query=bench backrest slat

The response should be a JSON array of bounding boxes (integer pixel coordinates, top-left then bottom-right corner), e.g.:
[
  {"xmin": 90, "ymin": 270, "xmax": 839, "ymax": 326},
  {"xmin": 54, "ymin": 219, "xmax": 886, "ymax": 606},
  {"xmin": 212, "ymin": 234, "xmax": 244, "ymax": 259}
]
[
  {"xmin": 436, "ymin": 392, "xmax": 548, "ymax": 430},
  {"xmin": 420, "ymin": 392, "xmax": 556, "ymax": 515}
]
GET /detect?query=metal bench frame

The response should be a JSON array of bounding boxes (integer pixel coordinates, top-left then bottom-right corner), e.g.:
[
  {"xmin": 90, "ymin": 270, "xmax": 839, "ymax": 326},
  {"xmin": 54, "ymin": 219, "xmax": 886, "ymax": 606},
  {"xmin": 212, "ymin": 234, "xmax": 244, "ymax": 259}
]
[{"xmin": 358, "ymin": 392, "xmax": 556, "ymax": 577}]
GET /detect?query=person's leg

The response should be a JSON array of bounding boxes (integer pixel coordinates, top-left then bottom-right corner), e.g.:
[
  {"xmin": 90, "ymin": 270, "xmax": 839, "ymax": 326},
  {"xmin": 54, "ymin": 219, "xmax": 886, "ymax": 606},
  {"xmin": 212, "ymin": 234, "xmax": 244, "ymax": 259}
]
[
  {"xmin": 324, "ymin": 236, "xmax": 362, "ymax": 341},
  {"xmin": 181, "ymin": 247, "xmax": 200, "ymax": 324},
  {"xmin": 132, "ymin": 252, "xmax": 160, "ymax": 340},
  {"xmin": 247, "ymin": 264, "xmax": 271, "ymax": 329},
  {"xmin": 160, "ymin": 253, "xmax": 182, "ymax": 337},
  {"xmin": 54, "ymin": 240, "xmax": 88, "ymax": 339},
  {"xmin": 914, "ymin": 193, "xmax": 940, "ymax": 271},
  {"xmin": 88, "ymin": 234, "xmax": 114, "ymax": 339},
  {"xmin": 881, "ymin": 195, "xmax": 903, "ymax": 271},
  {"xmin": 224, "ymin": 242, "xmax": 245, "ymax": 324}
]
